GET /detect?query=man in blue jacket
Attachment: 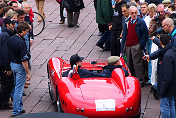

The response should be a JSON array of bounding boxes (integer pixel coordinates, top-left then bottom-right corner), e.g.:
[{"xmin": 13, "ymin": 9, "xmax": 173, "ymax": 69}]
[{"xmin": 121, "ymin": 6, "xmax": 148, "ymax": 84}]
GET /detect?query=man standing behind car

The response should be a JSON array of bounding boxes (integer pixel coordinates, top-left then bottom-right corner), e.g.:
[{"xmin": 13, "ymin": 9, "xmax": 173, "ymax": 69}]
[
  {"xmin": 62, "ymin": 0, "xmax": 84, "ymax": 27},
  {"xmin": 0, "ymin": 17, "xmax": 16, "ymax": 109},
  {"xmin": 8, "ymin": 21, "xmax": 31, "ymax": 117},
  {"xmin": 121, "ymin": 6, "xmax": 148, "ymax": 86}
]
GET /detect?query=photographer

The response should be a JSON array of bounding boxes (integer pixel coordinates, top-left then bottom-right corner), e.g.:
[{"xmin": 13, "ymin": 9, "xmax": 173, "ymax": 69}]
[{"xmin": 149, "ymin": 4, "xmax": 170, "ymax": 36}]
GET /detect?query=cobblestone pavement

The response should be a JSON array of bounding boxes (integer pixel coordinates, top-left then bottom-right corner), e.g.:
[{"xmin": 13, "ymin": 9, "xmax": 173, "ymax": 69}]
[{"xmin": 0, "ymin": 0, "xmax": 161, "ymax": 118}]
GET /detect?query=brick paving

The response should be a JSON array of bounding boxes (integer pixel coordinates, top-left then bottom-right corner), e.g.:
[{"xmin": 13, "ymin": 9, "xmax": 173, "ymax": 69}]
[{"xmin": 0, "ymin": 0, "xmax": 161, "ymax": 118}]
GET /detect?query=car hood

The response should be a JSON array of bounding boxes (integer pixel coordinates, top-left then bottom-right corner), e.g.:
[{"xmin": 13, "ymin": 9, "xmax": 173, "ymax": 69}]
[{"xmin": 79, "ymin": 78, "xmax": 125, "ymax": 100}]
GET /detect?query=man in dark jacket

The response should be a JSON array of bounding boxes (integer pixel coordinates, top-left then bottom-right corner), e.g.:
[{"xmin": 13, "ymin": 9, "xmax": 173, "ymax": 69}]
[
  {"xmin": 62, "ymin": 0, "xmax": 84, "ymax": 27},
  {"xmin": 158, "ymin": 35, "xmax": 176, "ymax": 118},
  {"xmin": 100, "ymin": 56, "xmax": 129, "ymax": 77},
  {"xmin": 62, "ymin": 54, "xmax": 101, "ymax": 78},
  {"xmin": 0, "ymin": 17, "xmax": 16, "ymax": 109},
  {"xmin": 109, "ymin": 0, "xmax": 126, "ymax": 56},
  {"xmin": 144, "ymin": 34, "xmax": 176, "ymax": 118}
]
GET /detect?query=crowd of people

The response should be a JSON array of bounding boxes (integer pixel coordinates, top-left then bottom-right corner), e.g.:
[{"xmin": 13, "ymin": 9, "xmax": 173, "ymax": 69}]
[
  {"xmin": 0, "ymin": 0, "xmax": 176, "ymax": 117},
  {"xmin": 95, "ymin": 0, "xmax": 176, "ymax": 117},
  {"xmin": 0, "ymin": 0, "xmax": 36, "ymax": 117}
]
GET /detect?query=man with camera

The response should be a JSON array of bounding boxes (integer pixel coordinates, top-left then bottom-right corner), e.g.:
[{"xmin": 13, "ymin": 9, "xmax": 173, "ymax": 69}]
[{"xmin": 149, "ymin": 4, "xmax": 170, "ymax": 36}]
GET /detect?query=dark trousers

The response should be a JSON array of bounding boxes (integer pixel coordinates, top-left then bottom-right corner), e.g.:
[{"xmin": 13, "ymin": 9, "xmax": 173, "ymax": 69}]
[
  {"xmin": 96, "ymin": 30, "xmax": 111, "ymax": 50},
  {"xmin": 0, "ymin": 67, "xmax": 14, "ymax": 105},
  {"xmin": 67, "ymin": 10, "xmax": 80, "ymax": 26},
  {"xmin": 110, "ymin": 29, "xmax": 122, "ymax": 56},
  {"xmin": 98, "ymin": 24, "xmax": 108, "ymax": 33},
  {"xmin": 59, "ymin": 2, "xmax": 65, "ymax": 21}
]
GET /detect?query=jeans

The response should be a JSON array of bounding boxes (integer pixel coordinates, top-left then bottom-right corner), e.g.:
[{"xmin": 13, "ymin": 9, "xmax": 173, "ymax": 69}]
[
  {"xmin": 146, "ymin": 38, "xmax": 152, "ymax": 81},
  {"xmin": 160, "ymin": 96, "xmax": 175, "ymax": 118},
  {"xmin": 10, "ymin": 62, "xmax": 26, "ymax": 116}
]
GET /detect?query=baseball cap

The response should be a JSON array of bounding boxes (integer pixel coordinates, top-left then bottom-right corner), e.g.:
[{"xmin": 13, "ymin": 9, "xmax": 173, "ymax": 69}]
[
  {"xmin": 70, "ymin": 54, "xmax": 84, "ymax": 66},
  {"xmin": 4, "ymin": 17, "xmax": 16, "ymax": 26},
  {"xmin": 107, "ymin": 56, "xmax": 120, "ymax": 65}
]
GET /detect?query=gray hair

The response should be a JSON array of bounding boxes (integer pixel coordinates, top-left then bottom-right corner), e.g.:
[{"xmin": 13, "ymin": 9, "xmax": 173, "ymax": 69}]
[
  {"xmin": 163, "ymin": 18, "xmax": 174, "ymax": 26},
  {"xmin": 129, "ymin": 6, "xmax": 137, "ymax": 12},
  {"xmin": 148, "ymin": 3, "xmax": 157, "ymax": 11}
]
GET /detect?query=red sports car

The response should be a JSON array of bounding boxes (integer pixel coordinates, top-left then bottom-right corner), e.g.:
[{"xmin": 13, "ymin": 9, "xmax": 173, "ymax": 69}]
[{"xmin": 47, "ymin": 57, "xmax": 141, "ymax": 118}]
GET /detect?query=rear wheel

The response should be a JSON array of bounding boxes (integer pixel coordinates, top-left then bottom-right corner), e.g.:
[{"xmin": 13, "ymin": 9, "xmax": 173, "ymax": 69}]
[{"xmin": 133, "ymin": 109, "xmax": 141, "ymax": 118}]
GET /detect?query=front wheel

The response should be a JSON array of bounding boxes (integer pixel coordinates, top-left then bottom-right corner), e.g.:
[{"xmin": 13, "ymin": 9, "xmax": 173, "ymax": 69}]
[
  {"xmin": 56, "ymin": 89, "xmax": 64, "ymax": 112},
  {"xmin": 33, "ymin": 11, "xmax": 45, "ymax": 37}
]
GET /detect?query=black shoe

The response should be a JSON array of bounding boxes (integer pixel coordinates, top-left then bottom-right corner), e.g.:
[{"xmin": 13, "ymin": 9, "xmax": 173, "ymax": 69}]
[
  {"xmin": 103, "ymin": 48, "xmax": 110, "ymax": 51},
  {"xmin": 23, "ymin": 92, "xmax": 26, "ymax": 96},
  {"xmin": 20, "ymin": 109, "xmax": 25, "ymax": 113},
  {"xmin": 139, "ymin": 81, "xmax": 144, "ymax": 88},
  {"xmin": 96, "ymin": 43, "xmax": 104, "ymax": 49},
  {"xmin": 68, "ymin": 24, "xmax": 75, "ymax": 28},
  {"xmin": 98, "ymin": 32, "xmax": 103, "ymax": 36},
  {"xmin": 0, "ymin": 103, "xmax": 13, "ymax": 110}
]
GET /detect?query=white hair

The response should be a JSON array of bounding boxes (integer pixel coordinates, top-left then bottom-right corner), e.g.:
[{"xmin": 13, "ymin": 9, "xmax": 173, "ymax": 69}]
[{"xmin": 129, "ymin": 6, "xmax": 137, "ymax": 12}]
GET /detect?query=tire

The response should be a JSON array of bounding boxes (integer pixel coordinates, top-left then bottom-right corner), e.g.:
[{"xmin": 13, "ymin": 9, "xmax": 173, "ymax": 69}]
[
  {"xmin": 33, "ymin": 11, "xmax": 45, "ymax": 37},
  {"xmin": 47, "ymin": 64, "xmax": 56, "ymax": 104},
  {"xmin": 135, "ymin": 112, "xmax": 141, "ymax": 118},
  {"xmin": 132, "ymin": 109, "xmax": 141, "ymax": 118},
  {"xmin": 56, "ymin": 89, "xmax": 64, "ymax": 113}
]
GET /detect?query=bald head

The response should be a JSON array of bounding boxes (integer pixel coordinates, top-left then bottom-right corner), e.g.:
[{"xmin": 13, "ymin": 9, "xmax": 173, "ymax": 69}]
[
  {"xmin": 157, "ymin": 4, "xmax": 164, "ymax": 12},
  {"xmin": 163, "ymin": 18, "xmax": 174, "ymax": 26},
  {"xmin": 162, "ymin": 18, "xmax": 174, "ymax": 33}
]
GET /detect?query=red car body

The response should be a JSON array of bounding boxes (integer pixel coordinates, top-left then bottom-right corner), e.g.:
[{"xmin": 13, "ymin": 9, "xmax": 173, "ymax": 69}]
[{"xmin": 47, "ymin": 57, "xmax": 141, "ymax": 118}]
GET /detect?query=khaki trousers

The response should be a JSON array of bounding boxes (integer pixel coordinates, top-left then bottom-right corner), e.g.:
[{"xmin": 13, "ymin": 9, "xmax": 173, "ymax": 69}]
[{"xmin": 35, "ymin": 0, "xmax": 45, "ymax": 18}]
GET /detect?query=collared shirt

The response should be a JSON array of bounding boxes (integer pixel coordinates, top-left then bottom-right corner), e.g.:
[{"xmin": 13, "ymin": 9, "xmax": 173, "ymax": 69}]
[
  {"xmin": 131, "ymin": 17, "xmax": 137, "ymax": 24},
  {"xmin": 141, "ymin": 14, "xmax": 148, "ymax": 19},
  {"xmin": 8, "ymin": 34, "xmax": 30, "ymax": 64}
]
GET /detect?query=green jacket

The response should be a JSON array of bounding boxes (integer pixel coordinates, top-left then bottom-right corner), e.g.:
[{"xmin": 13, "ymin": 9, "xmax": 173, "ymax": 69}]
[{"xmin": 96, "ymin": 0, "xmax": 113, "ymax": 24}]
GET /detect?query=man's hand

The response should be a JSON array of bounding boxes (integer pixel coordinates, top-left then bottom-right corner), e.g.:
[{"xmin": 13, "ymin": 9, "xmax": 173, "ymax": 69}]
[
  {"xmin": 109, "ymin": 25, "xmax": 112, "ymax": 30},
  {"xmin": 26, "ymin": 73, "xmax": 31, "ymax": 81},
  {"xmin": 30, "ymin": 39, "xmax": 34, "ymax": 47},
  {"xmin": 149, "ymin": 36, "xmax": 155, "ymax": 41},
  {"xmin": 22, "ymin": 60, "xmax": 31, "ymax": 81},
  {"xmin": 143, "ymin": 55, "xmax": 150, "ymax": 60},
  {"xmin": 4, "ymin": 70, "xmax": 12, "ymax": 76}
]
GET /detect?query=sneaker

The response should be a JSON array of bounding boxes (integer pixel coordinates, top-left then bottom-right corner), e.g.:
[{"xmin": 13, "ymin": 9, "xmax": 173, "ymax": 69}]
[
  {"xmin": 59, "ymin": 20, "xmax": 64, "ymax": 24},
  {"xmin": 75, "ymin": 25, "xmax": 79, "ymax": 28}
]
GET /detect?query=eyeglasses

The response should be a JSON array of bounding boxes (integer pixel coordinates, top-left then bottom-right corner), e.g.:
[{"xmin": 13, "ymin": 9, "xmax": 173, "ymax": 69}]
[
  {"xmin": 162, "ymin": 24, "xmax": 167, "ymax": 28},
  {"xmin": 131, "ymin": 12, "xmax": 137, "ymax": 14}
]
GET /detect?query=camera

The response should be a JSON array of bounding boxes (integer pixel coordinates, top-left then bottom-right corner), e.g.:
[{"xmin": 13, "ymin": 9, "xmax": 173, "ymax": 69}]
[
  {"xmin": 150, "ymin": 27, "xmax": 164, "ymax": 36},
  {"xmin": 153, "ymin": 13, "xmax": 162, "ymax": 27}
]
